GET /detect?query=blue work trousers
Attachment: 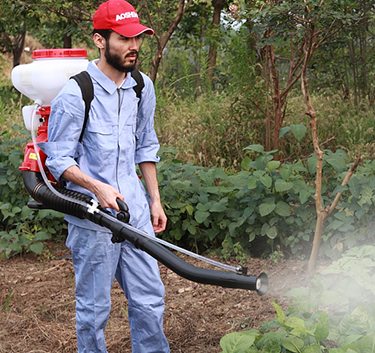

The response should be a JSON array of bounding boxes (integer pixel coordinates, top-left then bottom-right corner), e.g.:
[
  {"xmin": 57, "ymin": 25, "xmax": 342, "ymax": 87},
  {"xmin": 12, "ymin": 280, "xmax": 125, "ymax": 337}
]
[{"xmin": 67, "ymin": 223, "xmax": 170, "ymax": 353}]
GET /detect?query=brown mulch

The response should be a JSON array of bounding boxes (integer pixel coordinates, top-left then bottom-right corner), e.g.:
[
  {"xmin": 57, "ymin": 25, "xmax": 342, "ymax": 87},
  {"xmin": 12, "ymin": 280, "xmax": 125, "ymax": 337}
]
[{"xmin": 0, "ymin": 241, "xmax": 314, "ymax": 353}]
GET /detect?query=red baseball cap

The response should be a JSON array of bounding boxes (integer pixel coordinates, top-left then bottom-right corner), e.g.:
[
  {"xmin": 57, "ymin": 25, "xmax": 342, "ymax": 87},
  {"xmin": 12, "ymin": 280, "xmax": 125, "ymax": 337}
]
[{"xmin": 93, "ymin": 0, "xmax": 154, "ymax": 38}]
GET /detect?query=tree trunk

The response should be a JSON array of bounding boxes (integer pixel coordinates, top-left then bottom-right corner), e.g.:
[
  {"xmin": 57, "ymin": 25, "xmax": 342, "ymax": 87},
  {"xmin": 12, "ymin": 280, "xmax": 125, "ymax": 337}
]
[
  {"xmin": 302, "ymin": 67, "xmax": 362, "ymax": 272},
  {"xmin": 12, "ymin": 23, "xmax": 26, "ymax": 67},
  {"xmin": 265, "ymin": 46, "xmax": 271, "ymax": 151},
  {"xmin": 148, "ymin": 0, "xmax": 192, "ymax": 83},
  {"xmin": 207, "ymin": 0, "xmax": 223, "ymax": 83},
  {"xmin": 268, "ymin": 45, "xmax": 283, "ymax": 158},
  {"xmin": 63, "ymin": 34, "xmax": 72, "ymax": 48}
]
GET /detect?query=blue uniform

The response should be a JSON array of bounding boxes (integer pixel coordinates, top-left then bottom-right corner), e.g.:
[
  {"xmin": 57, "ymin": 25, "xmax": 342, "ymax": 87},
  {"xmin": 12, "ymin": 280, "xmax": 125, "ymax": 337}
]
[{"xmin": 40, "ymin": 60, "xmax": 170, "ymax": 353}]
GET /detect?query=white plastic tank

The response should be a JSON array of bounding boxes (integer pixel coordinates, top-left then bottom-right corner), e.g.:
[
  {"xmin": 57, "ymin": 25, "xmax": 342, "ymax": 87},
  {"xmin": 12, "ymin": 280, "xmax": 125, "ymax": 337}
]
[{"xmin": 11, "ymin": 48, "xmax": 89, "ymax": 106}]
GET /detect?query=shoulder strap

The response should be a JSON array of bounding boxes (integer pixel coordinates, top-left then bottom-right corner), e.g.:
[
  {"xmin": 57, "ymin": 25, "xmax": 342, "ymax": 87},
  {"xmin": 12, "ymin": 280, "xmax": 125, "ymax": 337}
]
[
  {"xmin": 70, "ymin": 70, "xmax": 143, "ymax": 144},
  {"xmin": 70, "ymin": 71, "xmax": 94, "ymax": 143},
  {"xmin": 131, "ymin": 69, "xmax": 144, "ymax": 102}
]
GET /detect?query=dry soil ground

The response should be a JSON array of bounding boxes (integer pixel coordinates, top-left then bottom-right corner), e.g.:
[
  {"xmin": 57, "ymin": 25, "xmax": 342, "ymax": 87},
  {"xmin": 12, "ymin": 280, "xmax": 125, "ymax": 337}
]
[{"xmin": 0, "ymin": 241, "xmax": 313, "ymax": 352}]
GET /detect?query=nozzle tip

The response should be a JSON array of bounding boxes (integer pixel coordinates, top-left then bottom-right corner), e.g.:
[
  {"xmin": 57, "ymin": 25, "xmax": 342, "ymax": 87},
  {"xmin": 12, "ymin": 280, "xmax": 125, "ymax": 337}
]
[{"xmin": 256, "ymin": 272, "xmax": 268, "ymax": 296}]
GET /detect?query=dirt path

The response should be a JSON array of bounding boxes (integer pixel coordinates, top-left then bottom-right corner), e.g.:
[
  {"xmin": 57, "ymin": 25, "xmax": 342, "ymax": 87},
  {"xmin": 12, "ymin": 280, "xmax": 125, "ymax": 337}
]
[{"xmin": 0, "ymin": 242, "xmax": 310, "ymax": 352}]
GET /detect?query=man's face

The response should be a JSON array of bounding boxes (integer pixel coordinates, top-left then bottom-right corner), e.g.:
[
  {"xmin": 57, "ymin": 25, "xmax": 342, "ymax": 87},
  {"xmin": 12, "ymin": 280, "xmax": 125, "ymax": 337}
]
[{"xmin": 104, "ymin": 32, "xmax": 140, "ymax": 73}]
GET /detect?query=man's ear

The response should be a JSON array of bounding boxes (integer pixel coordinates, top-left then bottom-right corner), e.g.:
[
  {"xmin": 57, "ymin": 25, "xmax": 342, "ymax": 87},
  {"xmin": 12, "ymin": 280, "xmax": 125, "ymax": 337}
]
[{"xmin": 93, "ymin": 33, "xmax": 106, "ymax": 50}]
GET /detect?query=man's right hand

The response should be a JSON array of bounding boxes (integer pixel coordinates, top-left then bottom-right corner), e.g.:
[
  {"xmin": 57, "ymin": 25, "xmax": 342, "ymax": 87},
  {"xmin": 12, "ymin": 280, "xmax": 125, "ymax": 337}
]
[
  {"xmin": 62, "ymin": 165, "xmax": 124, "ymax": 212},
  {"xmin": 92, "ymin": 181, "xmax": 124, "ymax": 212}
]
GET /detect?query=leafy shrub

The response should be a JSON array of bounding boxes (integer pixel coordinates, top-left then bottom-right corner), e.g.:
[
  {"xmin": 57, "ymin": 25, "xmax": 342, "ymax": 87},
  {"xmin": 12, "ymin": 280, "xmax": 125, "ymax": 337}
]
[
  {"xmin": 0, "ymin": 124, "xmax": 66, "ymax": 258},
  {"xmin": 220, "ymin": 301, "xmax": 329, "ymax": 353},
  {"xmin": 220, "ymin": 245, "xmax": 375, "ymax": 353},
  {"xmin": 158, "ymin": 144, "xmax": 375, "ymax": 260}
]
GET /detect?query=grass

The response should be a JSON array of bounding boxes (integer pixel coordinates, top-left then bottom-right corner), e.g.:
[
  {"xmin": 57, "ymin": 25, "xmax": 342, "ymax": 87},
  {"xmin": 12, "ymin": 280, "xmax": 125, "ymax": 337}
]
[
  {"xmin": 285, "ymin": 91, "xmax": 375, "ymax": 160},
  {"xmin": 154, "ymin": 86, "xmax": 375, "ymax": 169},
  {"xmin": 154, "ymin": 90, "xmax": 265, "ymax": 169}
]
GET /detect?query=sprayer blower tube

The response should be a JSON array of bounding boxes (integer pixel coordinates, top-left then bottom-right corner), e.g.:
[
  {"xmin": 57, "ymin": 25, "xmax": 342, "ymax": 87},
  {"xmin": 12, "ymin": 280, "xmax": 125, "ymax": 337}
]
[{"xmin": 23, "ymin": 170, "xmax": 268, "ymax": 295}]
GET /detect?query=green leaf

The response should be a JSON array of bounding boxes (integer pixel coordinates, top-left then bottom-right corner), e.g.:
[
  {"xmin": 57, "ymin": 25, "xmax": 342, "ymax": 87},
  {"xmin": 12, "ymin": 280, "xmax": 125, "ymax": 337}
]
[
  {"xmin": 259, "ymin": 202, "xmax": 276, "ymax": 217},
  {"xmin": 255, "ymin": 155, "xmax": 273, "ymax": 170},
  {"xmin": 185, "ymin": 205, "xmax": 194, "ymax": 215},
  {"xmin": 273, "ymin": 302, "xmax": 285, "ymax": 325},
  {"xmin": 188, "ymin": 224, "xmax": 196, "ymax": 235},
  {"xmin": 12, "ymin": 206, "xmax": 22, "ymax": 214},
  {"xmin": 275, "ymin": 201, "xmax": 291, "ymax": 217},
  {"xmin": 280, "ymin": 164, "xmax": 292, "ymax": 180},
  {"xmin": 265, "ymin": 225, "xmax": 277, "ymax": 239},
  {"xmin": 34, "ymin": 231, "xmax": 50, "ymax": 241},
  {"xmin": 210, "ymin": 202, "xmax": 227, "ymax": 213},
  {"xmin": 260, "ymin": 175, "xmax": 272, "ymax": 188},
  {"xmin": 219, "ymin": 331, "xmax": 258, "ymax": 353},
  {"xmin": 303, "ymin": 343, "xmax": 324, "ymax": 353},
  {"xmin": 348, "ymin": 306, "xmax": 370, "ymax": 328},
  {"xmin": 290, "ymin": 124, "xmax": 307, "ymax": 142},
  {"xmin": 170, "ymin": 199, "xmax": 186, "ymax": 209},
  {"xmin": 30, "ymin": 242, "xmax": 44, "ymax": 254},
  {"xmin": 314, "ymin": 312, "xmax": 329, "ymax": 341},
  {"xmin": 21, "ymin": 205, "xmax": 32, "ymax": 218},
  {"xmin": 307, "ymin": 154, "xmax": 317, "ymax": 174},
  {"xmin": 281, "ymin": 337, "xmax": 304, "ymax": 352},
  {"xmin": 267, "ymin": 161, "xmax": 281, "ymax": 171},
  {"xmin": 9, "ymin": 151, "xmax": 21, "ymax": 168},
  {"xmin": 195, "ymin": 211, "xmax": 210, "ymax": 224},
  {"xmin": 241, "ymin": 156, "xmax": 251, "ymax": 171},
  {"xmin": 299, "ymin": 189, "xmax": 311, "ymax": 204},
  {"xmin": 170, "ymin": 228, "xmax": 182, "ymax": 240},
  {"xmin": 244, "ymin": 144, "xmax": 264, "ymax": 153},
  {"xmin": 275, "ymin": 179, "xmax": 293, "ymax": 192},
  {"xmin": 285, "ymin": 316, "xmax": 306, "ymax": 330},
  {"xmin": 248, "ymin": 176, "xmax": 258, "ymax": 190},
  {"xmin": 279, "ymin": 126, "xmax": 291, "ymax": 138},
  {"xmin": 326, "ymin": 154, "xmax": 346, "ymax": 172}
]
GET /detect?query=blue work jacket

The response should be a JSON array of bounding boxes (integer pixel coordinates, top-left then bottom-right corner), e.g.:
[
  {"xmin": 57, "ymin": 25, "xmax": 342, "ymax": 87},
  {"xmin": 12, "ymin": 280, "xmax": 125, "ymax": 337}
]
[{"xmin": 40, "ymin": 60, "xmax": 160, "ymax": 231}]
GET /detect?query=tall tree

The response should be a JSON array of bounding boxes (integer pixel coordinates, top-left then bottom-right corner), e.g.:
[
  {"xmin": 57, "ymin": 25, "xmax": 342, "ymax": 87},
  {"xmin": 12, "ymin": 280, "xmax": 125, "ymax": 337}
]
[
  {"xmin": 0, "ymin": 0, "xmax": 39, "ymax": 67},
  {"xmin": 307, "ymin": 1, "xmax": 375, "ymax": 105},
  {"xmin": 245, "ymin": 0, "xmax": 360, "ymax": 157},
  {"xmin": 136, "ymin": 0, "xmax": 194, "ymax": 82},
  {"xmin": 243, "ymin": 0, "xmax": 362, "ymax": 270},
  {"xmin": 207, "ymin": 0, "xmax": 225, "ymax": 83}
]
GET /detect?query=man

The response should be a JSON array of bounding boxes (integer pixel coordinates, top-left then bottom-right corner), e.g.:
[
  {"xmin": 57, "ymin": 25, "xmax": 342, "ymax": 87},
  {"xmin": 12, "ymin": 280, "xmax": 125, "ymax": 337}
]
[{"xmin": 40, "ymin": 1, "xmax": 170, "ymax": 352}]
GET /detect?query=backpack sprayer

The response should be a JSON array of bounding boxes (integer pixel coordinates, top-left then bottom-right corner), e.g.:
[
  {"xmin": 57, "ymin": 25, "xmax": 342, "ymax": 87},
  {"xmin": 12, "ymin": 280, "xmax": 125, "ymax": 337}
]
[{"xmin": 11, "ymin": 49, "xmax": 268, "ymax": 295}]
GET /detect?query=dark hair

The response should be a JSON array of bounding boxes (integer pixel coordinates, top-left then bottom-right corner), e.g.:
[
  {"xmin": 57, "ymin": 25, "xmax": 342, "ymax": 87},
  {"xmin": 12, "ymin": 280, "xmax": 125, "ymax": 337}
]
[{"xmin": 92, "ymin": 29, "xmax": 113, "ymax": 40}]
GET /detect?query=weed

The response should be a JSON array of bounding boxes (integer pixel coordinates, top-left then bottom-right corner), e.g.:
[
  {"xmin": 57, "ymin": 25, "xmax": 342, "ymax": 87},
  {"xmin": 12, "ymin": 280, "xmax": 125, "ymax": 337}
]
[{"xmin": 2, "ymin": 289, "xmax": 14, "ymax": 311}]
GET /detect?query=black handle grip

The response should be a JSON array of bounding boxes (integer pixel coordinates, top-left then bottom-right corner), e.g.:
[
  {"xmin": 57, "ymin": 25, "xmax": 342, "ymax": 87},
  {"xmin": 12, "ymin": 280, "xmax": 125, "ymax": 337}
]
[{"xmin": 116, "ymin": 198, "xmax": 130, "ymax": 225}]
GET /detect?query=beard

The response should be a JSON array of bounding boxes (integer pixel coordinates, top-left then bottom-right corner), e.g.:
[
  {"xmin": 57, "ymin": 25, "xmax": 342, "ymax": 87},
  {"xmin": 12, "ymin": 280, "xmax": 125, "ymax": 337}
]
[{"xmin": 104, "ymin": 40, "xmax": 138, "ymax": 73}]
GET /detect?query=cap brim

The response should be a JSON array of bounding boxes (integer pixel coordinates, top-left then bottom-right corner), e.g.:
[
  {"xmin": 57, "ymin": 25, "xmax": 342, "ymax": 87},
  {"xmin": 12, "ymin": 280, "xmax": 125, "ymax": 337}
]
[{"xmin": 113, "ymin": 24, "xmax": 154, "ymax": 38}]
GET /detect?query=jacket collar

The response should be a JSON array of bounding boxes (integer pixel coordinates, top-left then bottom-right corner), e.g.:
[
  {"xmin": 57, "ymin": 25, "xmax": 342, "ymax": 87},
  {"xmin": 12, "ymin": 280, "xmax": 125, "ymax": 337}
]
[{"xmin": 87, "ymin": 60, "xmax": 137, "ymax": 94}]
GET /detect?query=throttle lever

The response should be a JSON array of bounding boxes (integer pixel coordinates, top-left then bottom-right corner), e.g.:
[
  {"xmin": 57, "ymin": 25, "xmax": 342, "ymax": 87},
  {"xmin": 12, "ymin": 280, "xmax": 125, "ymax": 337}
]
[
  {"xmin": 112, "ymin": 198, "xmax": 131, "ymax": 243},
  {"xmin": 116, "ymin": 198, "xmax": 130, "ymax": 224}
]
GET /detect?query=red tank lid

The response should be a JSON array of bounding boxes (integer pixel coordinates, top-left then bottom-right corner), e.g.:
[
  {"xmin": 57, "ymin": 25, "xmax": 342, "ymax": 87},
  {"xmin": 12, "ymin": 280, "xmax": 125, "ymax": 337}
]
[{"xmin": 32, "ymin": 49, "xmax": 88, "ymax": 59}]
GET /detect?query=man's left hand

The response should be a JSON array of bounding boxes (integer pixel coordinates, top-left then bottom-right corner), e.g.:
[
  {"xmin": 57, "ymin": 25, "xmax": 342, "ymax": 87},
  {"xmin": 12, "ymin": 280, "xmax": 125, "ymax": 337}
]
[{"xmin": 150, "ymin": 200, "xmax": 167, "ymax": 233}]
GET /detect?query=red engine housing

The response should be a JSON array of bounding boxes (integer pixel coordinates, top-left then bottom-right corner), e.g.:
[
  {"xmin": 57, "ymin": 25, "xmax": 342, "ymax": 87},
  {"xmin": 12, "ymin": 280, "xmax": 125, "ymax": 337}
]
[{"xmin": 19, "ymin": 106, "xmax": 57, "ymax": 184}]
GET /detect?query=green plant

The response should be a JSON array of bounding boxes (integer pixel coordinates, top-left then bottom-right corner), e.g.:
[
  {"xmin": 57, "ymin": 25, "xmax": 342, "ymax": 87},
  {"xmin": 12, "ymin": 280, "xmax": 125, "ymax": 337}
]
[
  {"xmin": 2, "ymin": 289, "xmax": 13, "ymax": 311},
  {"xmin": 220, "ymin": 245, "xmax": 375, "ymax": 353},
  {"xmin": 157, "ymin": 145, "xmax": 375, "ymax": 260},
  {"xmin": 0, "ymin": 124, "xmax": 66, "ymax": 258},
  {"xmin": 220, "ymin": 302, "xmax": 329, "ymax": 353},
  {"xmin": 286, "ymin": 246, "xmax": 375, "ymax": 352}
]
